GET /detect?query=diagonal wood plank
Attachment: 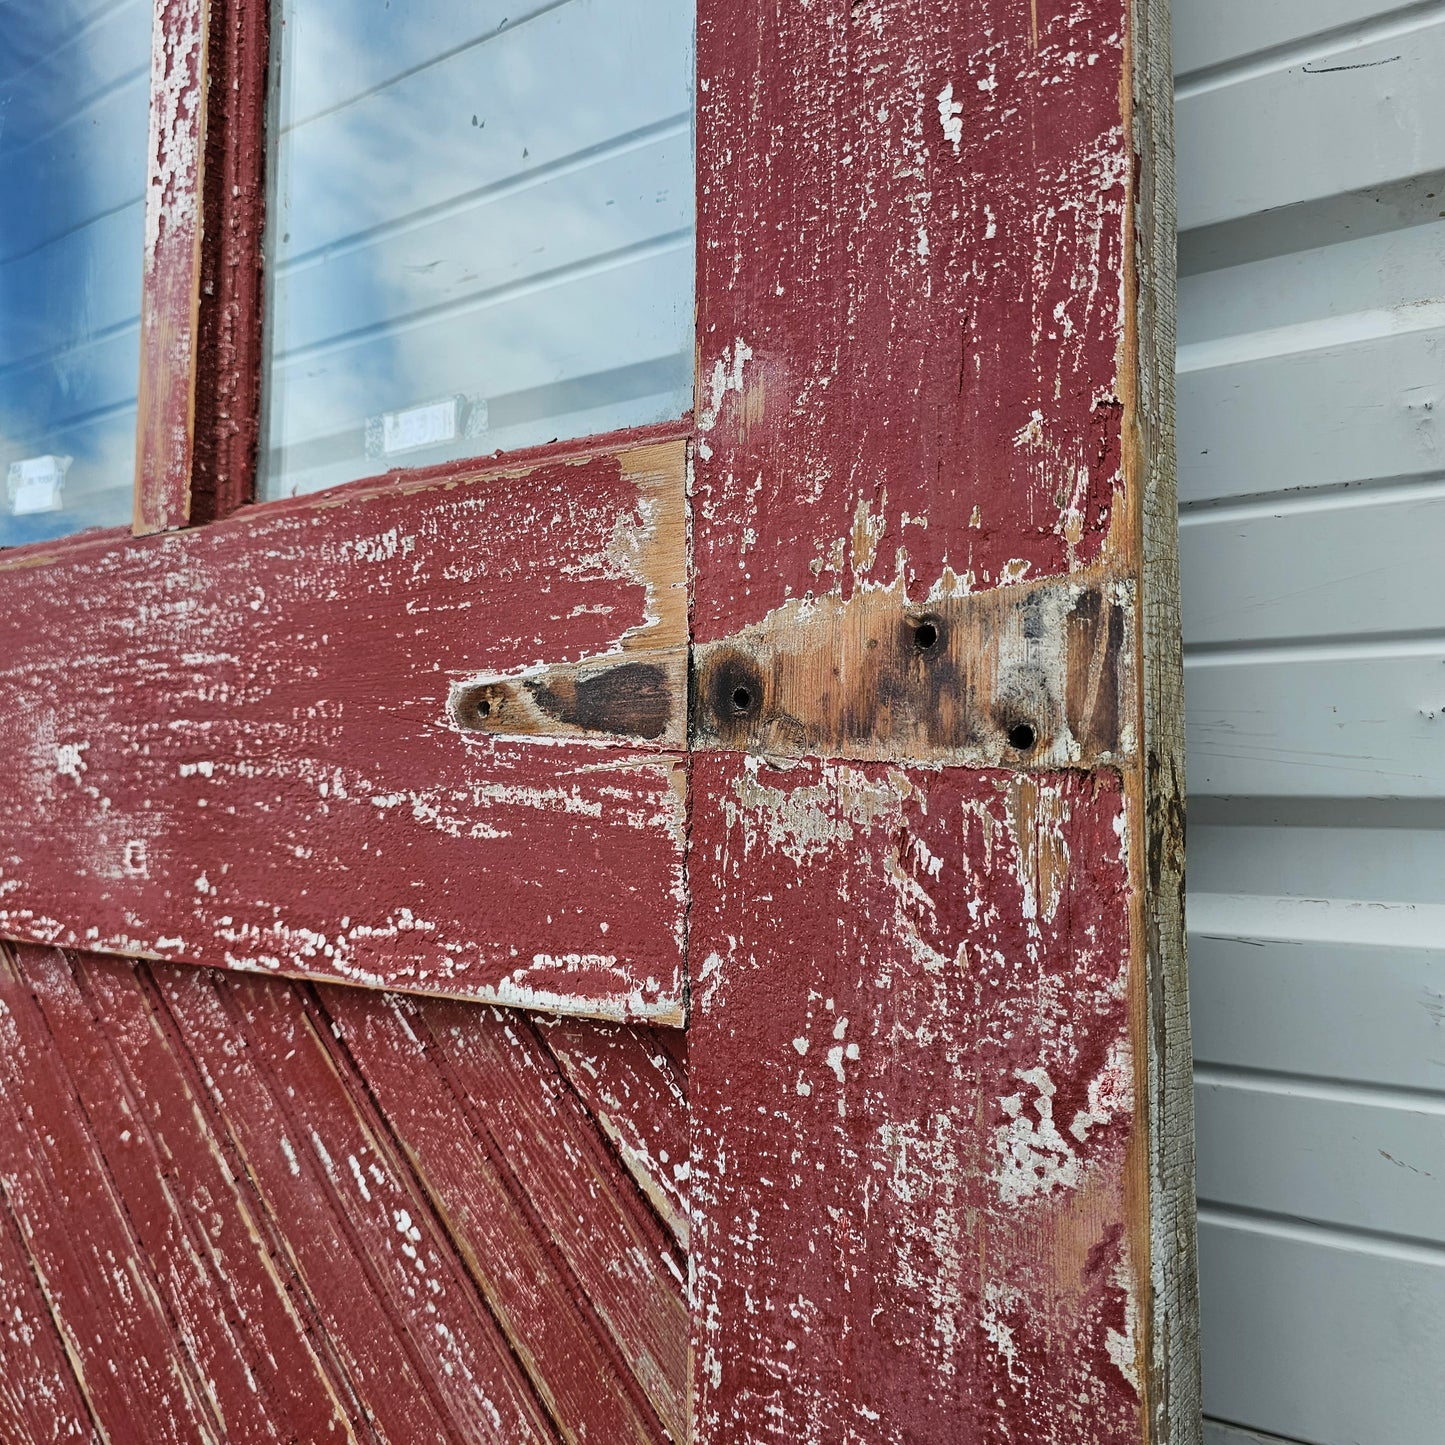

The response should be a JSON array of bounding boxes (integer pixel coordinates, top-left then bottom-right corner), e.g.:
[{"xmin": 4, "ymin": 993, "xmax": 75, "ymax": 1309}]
[
  {"xmin": 322, "ymin": 989, "xmax": 675, "ymax": 1445},
  {"xmin": 537, "ymin": 1016, "xmax": 690, "ymax": 1251},
  {"xmin": 391, "ymin": 996, "xmax": 692, "ymax": 1443},
  {"xmin": 155, "ymin": 965, "xmax": 561, "ymax": 1444},
  {"xmin": 0, "ymin": 944, "xmax": 233, "ymax": 1443},
  {"xmin": 0, "ymin": 1172, "xmax": 97, "ymax": 1444},
  {"xmin": 32, "ymin": 948, "xmax": 356, "ymax": 1443}
]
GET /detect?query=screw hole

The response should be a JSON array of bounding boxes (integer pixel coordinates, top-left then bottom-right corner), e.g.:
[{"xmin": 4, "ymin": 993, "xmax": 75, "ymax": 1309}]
[
  {"xmin": 477, "ymin": 698, "xmax": 491, "ymax": 718},
  {"xmin": 914, "ymin": 621, "xmax": 938, "ymax": 652},
  {"xmin": 1007, "ymin": 722, "xmax": 1037, "ymax": 752},
  {"xmin": 732, "ymin": 686, "xmax": 754, "ymax": 714}
]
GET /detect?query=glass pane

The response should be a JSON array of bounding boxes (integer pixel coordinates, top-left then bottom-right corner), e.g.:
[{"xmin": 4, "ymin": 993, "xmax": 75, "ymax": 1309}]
[
  {"xmin": 261, "ymin": 0, "xmax": 694, "ymax": 498},
  {"xmin": 0, "ymin": 0, "xmax": 150, "ymax": 546}
]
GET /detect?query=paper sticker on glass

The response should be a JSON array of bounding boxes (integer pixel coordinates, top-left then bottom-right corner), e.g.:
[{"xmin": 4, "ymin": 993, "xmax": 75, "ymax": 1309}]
[
  {"xmin": 0, "ymin": 1, "xmax": 151, "ymax": 546},
  {"xmin": 261, "ymin": 0, "xmax": 695, "ymax": 498}
]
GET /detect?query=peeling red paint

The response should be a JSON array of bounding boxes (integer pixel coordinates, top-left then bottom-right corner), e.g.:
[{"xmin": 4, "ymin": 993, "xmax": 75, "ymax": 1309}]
[
  {"xmin": 0, "ymin": 445, "xmax": 689, "ymax": 1022},
  {"xmin": 690, "ymin": 757, "xmax": 1141, "ymax": 1440}
]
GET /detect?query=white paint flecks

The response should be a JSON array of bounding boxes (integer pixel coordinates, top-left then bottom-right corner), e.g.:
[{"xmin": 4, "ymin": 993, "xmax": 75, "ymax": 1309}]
[
  {"xmin": 993, "ymin": 1065, "xmax": 1084, "ymax": 1205},
  {"xmin": 54, "ymin": 742, "xmax": 88, "ymax": 784},
  {"xmin": 936, "ymin": 83, "xmax": 964, "ymax": 154}
]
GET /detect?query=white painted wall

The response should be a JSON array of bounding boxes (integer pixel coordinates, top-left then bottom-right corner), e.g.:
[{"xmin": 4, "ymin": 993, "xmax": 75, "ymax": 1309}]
[{"xmin": 1175, "ymin": 4, "xmax": 1445, "ymax": 1442}]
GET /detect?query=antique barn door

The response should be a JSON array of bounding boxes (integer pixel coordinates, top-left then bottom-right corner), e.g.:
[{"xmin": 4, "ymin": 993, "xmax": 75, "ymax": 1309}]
[{"xmin": 0, "ymin": 0, "xmax": 1195, "ymax": 1441}]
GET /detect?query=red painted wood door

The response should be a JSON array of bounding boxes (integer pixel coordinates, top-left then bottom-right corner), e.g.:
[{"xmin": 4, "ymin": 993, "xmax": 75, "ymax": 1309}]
[{"xmin": 0, "ymin": 1, "xmax": 1197, "ymax": 1442}]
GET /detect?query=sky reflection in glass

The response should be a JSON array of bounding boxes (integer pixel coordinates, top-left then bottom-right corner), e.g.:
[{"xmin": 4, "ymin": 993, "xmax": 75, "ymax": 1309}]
[
  {"xmin": 0, "ymin": 0, "xmax": 150, "ymax": 547},
  {"xmin": 261, "ymin": 0, "xmax": 695, "ymax": 498}
]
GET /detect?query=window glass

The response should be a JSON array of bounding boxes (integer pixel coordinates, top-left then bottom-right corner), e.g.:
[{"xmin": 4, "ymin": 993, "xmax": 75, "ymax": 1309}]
[
  {"xmin": 0, "ymin": 0, "xmax": 151, "ymax": 546},
  {"xmin": 260, "ymin": 0, "xmax": 695, "ymax": 498}
]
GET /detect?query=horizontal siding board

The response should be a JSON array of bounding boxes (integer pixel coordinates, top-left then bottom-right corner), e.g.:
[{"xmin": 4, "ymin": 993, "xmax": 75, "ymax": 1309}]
[
  {"xmin": 1184, "ymin": 649, "xmax": 1445, "ymax": 797},
  {"xmin": 1190, "ymin": 913, "xmax": 1445, "ymax": 1095},
  {"xmin": 1177, "ymin": 217, "xmax": 1445, "ymax": 345},
  {"xmin": 1180, "ymin": 486, "xmax": 1445, "ymax": 645},
  {"xmin": 1172, "ymin": 0, "xmax": 1422, "ymax": 76},
  {"xmin": 1190, "ymin": 817, "xmax": 1445, "ymax": 904},
  {"xmin": 1204, "ymin": 1423, "xmax": 1311, "ymax": 1445},
  {"xmin": 1198, "ymin": 1215, "xmax": 1445, "ymax": 1445},
  {"xmin": 1176, "ymin": 20, "xmax": 1445, "ymax": 233},
  {"xmin": 1195, "ymin": 1072, "xmax": 1445, "ymax": 1243},
  {"xmin": 1176, "ymin": 324, "xmax": 1445, "ymax": 506}
]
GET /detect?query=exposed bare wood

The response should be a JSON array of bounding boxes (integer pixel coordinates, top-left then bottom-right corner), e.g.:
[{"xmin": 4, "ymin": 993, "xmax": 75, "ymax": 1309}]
[
  {"xmin": 1129, "ymin": 0, "xmax": 1202, "ymax": 1439},
  {"xmin": 690, "ymin": 573, "xmax": 1133, "ymax": 768}
]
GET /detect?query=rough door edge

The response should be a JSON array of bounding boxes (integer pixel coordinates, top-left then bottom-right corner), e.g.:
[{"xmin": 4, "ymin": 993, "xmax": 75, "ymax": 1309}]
[{"xmin": 1128, "ymin": 1, "xmax": 1203, "ymax": 1440}]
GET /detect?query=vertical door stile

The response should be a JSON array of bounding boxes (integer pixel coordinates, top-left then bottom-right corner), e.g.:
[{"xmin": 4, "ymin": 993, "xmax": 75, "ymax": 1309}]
[{"xmin": 686, "ymin": 0, "xmax": 1197, "ymax": 1440}]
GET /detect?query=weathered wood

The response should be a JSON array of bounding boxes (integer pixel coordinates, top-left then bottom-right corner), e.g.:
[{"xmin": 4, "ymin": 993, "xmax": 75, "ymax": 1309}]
[
  {"xmin": 0, "ymin": 1163, "xmax": 97, "ymax": 1443},
  {"xmin": 2, "ymin": 947, "xmax": 352, "ymax": 1443},
  {"xmin": 688, "ymin": 0, "xmax": 1195, "ymax": 1439},
  {"xmin": 135, "ymin": 0, "xmax": 268, "ymax": 534},
  {"xmin": 0, "ymin": 439, "xmax": 688, "ymax": 1022},
  {"xmin": 537, "ymin": 1016, "xmax": 691, "ymax": 1250},
  {"xmin": 691, "ymin": 760, "xmax": 1144, "ymax": 1437},
  {"xmin": 0, "ymin": 944, "xmax": 236, "ymax": 1442},
  {"xmin": 326, "ymin": 990, "xmax": 685, "ymax": 1443},
  {"xmin": 135, "ymin": 0, "xmax": 207, "ymax": 535},
  {"xmin": 690, "ymin": 573, "xmax": 1133, "ymax": 768},
  {"xmin": 155, "ymin": 965, "xmax": 559, "ymax": 1441},
  {"xmin": 1132, "ymin": 0, "xmax": 1202, "ymax": 1437},
  {"xmin": 360, "ymin": 996, "xmax": 692, "ymax": 1442}
]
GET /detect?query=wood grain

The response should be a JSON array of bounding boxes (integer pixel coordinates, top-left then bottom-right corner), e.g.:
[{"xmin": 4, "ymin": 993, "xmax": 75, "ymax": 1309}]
[{"xmin": 0, "ymin": 440, "xmax": 688, "ymax": 1022}]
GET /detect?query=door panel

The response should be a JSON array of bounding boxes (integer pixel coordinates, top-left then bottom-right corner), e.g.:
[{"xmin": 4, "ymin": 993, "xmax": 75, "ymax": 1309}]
[
  {"xmin": 0, "ymin": 0, "xmax": 1194, "ymax": 1439},
  {"xmin": 0, "ymin": 940, "xmax": 688, "ymax": 1443},
  {"xmin": 0, "ymin": 439, "xmax": 688, "ymax": 1021}
]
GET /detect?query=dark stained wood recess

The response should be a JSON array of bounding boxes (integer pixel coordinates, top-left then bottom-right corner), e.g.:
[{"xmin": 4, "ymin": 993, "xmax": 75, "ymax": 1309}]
[{"xmin": 0, "ymin": 0, "xmax": 1196, "ymax": 1441}]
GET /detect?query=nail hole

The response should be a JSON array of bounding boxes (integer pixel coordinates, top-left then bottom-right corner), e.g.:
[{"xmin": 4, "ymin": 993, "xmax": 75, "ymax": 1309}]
[
  {"xmin": 732, "ymin": 686, "xmax": 754, "ymax": 714},
  {"xmin": 477, "ymin": 698, "xmax": 491, "ymax": 718},
  {"xmin": 914, "ymin": 621, "xmax": 938, "ymax": 652},
  {"xmin": 1007, "ymin": 722, "xmax": 1037, "ymax": 752}
]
